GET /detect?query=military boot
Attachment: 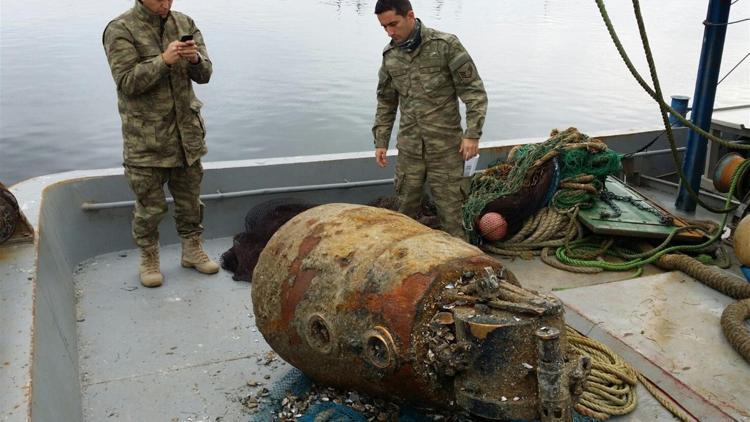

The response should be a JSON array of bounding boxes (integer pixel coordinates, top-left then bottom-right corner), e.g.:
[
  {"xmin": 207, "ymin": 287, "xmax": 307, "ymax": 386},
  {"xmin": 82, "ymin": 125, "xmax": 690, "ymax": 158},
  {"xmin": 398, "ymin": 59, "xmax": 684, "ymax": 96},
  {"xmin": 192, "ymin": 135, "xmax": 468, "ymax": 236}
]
[
  {"xmin": 139, "ymin": 244, "xmax": 163, "ymax": 287},
  {"xmin": 181, "ymin": 236, "xmax": 220, "ymax": 274}
]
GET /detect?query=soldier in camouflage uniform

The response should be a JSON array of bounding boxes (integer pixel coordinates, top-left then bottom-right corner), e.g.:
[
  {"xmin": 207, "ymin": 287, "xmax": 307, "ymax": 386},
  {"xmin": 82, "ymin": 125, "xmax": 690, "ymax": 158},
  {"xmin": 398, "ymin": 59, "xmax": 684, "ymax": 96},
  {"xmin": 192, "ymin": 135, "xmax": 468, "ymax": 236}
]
[
  {"xmin": 103, "ymin": 0, "xmax": 219, "ymax": 287},
  {"xmin": 372, "ymin": 0, "xmax": 487, "ymax": 239}
]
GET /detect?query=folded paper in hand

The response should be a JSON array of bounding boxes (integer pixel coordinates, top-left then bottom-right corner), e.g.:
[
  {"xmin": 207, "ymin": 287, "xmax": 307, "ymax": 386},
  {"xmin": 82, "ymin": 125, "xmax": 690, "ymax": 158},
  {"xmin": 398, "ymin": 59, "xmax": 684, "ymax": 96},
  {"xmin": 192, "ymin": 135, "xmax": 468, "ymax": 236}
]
[{"xmin": 464, "ymin": 154, "xmax": 480, "ymax": 177}]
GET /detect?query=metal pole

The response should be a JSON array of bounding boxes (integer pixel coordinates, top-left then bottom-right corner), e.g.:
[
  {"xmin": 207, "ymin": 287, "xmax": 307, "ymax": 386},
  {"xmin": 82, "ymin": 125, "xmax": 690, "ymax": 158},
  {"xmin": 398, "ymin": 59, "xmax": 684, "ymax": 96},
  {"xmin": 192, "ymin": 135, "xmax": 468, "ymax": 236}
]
[
  {"xmin": 81, "ymin": 178, "xmax": 394, "ymax": 211},
  {"xmin": 675, "ymin": 0, "xmax": 731, "ymax": 212},
  {"xmin": 669, "ymin": 96, "xmax": 690, "ymax": 127}
]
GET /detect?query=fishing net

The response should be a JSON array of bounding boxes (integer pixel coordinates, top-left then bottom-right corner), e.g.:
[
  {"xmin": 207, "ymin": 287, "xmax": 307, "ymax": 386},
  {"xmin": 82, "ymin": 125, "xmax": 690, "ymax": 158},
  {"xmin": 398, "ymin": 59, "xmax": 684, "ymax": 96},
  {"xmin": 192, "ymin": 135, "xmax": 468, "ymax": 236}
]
[
  {"xmin": 221, "ymin": 199, "xmax": 317, "ymax": 282},
  {"xmin": 248, "ymin": 367, "xmax": 600, "ymax": 422},
  {"xmin": 463, "ymin": 128, "xmax": 621, "ymax": 244}
]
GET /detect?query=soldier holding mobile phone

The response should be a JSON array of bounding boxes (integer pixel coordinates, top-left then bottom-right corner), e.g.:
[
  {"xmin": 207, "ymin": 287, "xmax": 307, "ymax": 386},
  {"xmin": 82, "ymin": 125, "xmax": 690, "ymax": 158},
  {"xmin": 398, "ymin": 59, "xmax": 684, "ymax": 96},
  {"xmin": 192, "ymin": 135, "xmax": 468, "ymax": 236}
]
[{"xmin": 103, "ymin": 0, "xmax": 217, "ymax": 288}]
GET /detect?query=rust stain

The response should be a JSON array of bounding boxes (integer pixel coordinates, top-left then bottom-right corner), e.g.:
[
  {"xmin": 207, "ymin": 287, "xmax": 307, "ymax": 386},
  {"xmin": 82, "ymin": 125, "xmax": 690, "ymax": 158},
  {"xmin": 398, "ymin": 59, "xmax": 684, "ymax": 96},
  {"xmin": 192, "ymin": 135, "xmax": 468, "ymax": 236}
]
[
  {"xmin": 348, "ymin": 272, "xmax": 434, "ymax": 342},
  {"xmin": 298, "ymin": 229, "xmax": 322, "ymax": 256},
  {"xmin": 287, "ymin": 329, "xmax": 303, "ymax": 347},
  {"xmin": 280, "ymin": 268, "xmax": 319, "ymax": 325},
  {"xmin": 467, "ymin": 255, "xmax": 500, "ymax": 266},
  {"xmin": 289, "ymin": 228, "xmax": 323, "ymax": 275},
  {"xmin": 468, "ymin": 322, "xmax": 500, "ymax": 340},
  {"xmin": 379, "ymin": 364, "xmax": 436, "ymax": 402},
  {"xmin": 279, "ymin": 225, "xmax": 324, "ymax": 327}
]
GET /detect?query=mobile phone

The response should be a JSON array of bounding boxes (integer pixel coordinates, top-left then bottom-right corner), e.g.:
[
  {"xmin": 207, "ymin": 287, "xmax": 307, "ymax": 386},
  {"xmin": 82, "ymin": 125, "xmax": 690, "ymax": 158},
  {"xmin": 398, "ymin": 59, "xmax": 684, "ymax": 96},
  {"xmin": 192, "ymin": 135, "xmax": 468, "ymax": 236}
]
[{"xmin": 180, "ymin": 34, "xmax": 194, "ymax": 42}]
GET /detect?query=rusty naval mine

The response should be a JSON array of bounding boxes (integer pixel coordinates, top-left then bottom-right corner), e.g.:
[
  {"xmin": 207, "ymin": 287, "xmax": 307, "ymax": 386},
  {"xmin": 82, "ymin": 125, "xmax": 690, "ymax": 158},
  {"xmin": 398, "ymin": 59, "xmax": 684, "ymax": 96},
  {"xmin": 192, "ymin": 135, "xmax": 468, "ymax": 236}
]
[{"xmin": 252, "ymin": 203, "xmax": 590, "ymax": 421}]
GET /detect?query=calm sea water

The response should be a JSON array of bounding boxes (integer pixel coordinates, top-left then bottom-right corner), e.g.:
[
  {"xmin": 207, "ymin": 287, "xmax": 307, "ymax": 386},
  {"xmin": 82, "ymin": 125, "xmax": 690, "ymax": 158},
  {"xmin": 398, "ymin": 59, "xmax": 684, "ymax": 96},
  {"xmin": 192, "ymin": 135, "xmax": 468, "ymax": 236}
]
[{"xmin": 1, "ymin": 0, "xmax": 749, "ymax": 185}]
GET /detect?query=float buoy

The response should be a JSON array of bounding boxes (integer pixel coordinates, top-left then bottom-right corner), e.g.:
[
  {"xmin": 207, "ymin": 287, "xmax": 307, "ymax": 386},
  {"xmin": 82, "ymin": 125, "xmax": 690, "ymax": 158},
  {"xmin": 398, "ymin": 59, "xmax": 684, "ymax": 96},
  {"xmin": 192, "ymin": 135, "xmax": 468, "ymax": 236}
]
[{"xmin": 478, "ymin": 212, "xmax": 508, "ymax": 241}]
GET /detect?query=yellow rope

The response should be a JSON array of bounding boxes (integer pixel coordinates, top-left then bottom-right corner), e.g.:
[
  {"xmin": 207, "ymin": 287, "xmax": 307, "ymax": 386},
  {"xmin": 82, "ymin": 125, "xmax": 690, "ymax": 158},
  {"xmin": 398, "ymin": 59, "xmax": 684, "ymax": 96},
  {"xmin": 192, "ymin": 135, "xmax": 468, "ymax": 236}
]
[
  {"xmin": 566, "ymin": 326, "xmax": 692, "ymax": 421},
  {"xmin": 481, "ymin": 207, "xmax": 581, "ymax": 256},
  {"xmin": 636, "ymin": 373, "xmax": 694, "ymax": 422},
  {"xmin": 566, "ymin": 326, "xmax": 638, "ymax": 419}
]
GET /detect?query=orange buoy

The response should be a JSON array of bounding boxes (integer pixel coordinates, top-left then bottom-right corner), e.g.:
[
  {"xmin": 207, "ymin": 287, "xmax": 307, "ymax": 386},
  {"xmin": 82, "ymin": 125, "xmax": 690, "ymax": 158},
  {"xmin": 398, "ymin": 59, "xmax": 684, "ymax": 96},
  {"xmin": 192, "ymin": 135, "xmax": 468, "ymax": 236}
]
[
  {"xmin": 735, "ymin": 215, "xmax": 750, "ymax": 266},
  {"xmin": 713, "ymin": 153, "xmax": 749, "ymax": 199},
  {"xmin": 478, "ymin": 212, "xmax": 508, "ymax": 241}
]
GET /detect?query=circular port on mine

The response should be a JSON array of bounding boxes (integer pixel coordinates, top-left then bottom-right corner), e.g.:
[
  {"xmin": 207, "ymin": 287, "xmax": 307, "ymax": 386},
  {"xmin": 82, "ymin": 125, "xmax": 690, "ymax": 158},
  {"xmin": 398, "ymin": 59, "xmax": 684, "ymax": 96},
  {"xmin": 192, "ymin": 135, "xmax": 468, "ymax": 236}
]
[
  {"xmin": 306, "ymin": 313, "xmax": 335, "ymax": 354},
  {"xmin": 363, "ymin": 326, "xmax": 397, "ymax": 370}
]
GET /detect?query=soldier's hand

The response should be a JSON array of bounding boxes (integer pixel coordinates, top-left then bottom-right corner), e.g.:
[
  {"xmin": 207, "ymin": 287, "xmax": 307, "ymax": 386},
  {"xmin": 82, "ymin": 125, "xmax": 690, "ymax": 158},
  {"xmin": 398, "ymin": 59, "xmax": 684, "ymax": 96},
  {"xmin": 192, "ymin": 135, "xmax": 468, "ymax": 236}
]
[
  {"xmin": 459, "ymin": 138, "xmax": 479, "ymax": 160},
  {"xmin": 375, "ymin": 148, "xmax": 388, "ymax": 168},
  {"xmin": 178, "ymin": 40, "xmax": 200, "ymax": 64},
  {"xmin": 162, "ymin": 41, "xmax": 183, "ymax": 65}
]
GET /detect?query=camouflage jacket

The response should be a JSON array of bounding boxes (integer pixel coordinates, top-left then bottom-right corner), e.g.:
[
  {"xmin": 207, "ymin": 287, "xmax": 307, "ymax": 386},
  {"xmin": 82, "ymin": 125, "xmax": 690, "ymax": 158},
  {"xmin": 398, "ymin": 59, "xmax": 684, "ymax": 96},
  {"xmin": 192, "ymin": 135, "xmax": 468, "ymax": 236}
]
[
  {"xmin": 103, "ymin": 1, "xmax": 212, "ymax": 167},
  {"xmin": 372, "ymin": 23, "xmax": 488, "ymax": 157}
]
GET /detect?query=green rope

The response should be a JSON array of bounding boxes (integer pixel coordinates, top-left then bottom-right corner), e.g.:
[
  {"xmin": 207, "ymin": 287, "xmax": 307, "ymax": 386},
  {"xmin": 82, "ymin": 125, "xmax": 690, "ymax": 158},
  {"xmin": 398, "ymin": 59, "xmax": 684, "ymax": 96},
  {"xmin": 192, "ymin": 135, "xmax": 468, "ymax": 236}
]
[
  {"xmin": 695, "ymin": 254, "xmax": 714, "ymax": 265},
  {"xmin": 554, "ymin": 160, "xmax": 749, "ymax": 272},
  {"xmin": 594, "ymin": 0, "xmax": 750, "ymax": 152},
  {"xmin": 595, "ymin": 0, "xmax": 748, "ymax": 214}
]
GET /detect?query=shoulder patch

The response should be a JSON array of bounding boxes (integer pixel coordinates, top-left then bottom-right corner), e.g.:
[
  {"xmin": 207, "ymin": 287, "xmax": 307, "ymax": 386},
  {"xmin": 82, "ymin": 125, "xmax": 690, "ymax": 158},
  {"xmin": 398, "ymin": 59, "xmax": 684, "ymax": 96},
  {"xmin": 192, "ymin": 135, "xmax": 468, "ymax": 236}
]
[{"xmin": 457, "ymin": 61, "xmax": 475, "ymax": 82}]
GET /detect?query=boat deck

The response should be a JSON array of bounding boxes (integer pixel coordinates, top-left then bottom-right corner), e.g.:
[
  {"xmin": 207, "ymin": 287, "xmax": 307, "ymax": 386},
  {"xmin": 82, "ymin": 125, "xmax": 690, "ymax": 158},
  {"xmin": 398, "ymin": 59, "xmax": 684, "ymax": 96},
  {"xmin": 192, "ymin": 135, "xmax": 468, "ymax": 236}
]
[
  {"xmin": 75, "ymin": 238, "xmax": 288, "ymax": 421},
  {"xmin": 72, "ymin": 233, "xmax": 749, "ymax": 421},
  {"xmin": 4, "ymin": 134, "xmax": 748, "ymax": 421},
  {"xmin": 503, "ymin": 258, "xmax": 750, "ymax": 421}
]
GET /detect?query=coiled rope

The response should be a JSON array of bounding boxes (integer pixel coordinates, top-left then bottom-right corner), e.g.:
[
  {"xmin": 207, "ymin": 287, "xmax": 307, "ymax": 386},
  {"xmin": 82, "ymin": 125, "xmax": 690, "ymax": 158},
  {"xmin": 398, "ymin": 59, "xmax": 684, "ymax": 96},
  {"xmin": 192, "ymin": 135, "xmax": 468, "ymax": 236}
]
[
  {"xmin": 720, "ymin": 299, "xmax": 750, "ymax": 362},
  {"xmin": 566, "ymin": 326, "xmax": 638, "ymax": 419},
  {"xmin": 464, "ymin": 128, "xmax": 620, "ymax": 244},
  {"xmin": 480, "ymin": 207, "xmax": 581, "ymax": 257},
  {"xmin": 552, "ymin": 160, "xmax": 749, "ymax": 273},
  {"xmin": 566, "ymin": 327, "xmax": 693, "ymax": 421},
  {"xmin": 656, "ymin": 254, "xmax": 750, "ymax": 300}
]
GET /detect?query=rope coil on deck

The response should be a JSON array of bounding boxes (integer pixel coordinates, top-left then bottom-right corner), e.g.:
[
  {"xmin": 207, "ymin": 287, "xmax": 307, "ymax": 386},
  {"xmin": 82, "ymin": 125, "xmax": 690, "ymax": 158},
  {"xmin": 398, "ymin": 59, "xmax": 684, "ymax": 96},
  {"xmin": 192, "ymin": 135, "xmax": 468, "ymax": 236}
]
[
  {"xmin": 656, "ymin": 254, "xmax": 750, "ymax": 300},
  {"xmin": 720, "ymin": 299, "xmax": 750, "ymax": 363},
  {"xmin": 566, "ymin": 327, "xmax": 694, "ymax": 421},
  {"xmin": 481, "ymin": 207, "xmax": 582, "ymax": 257},
  {"xmin": 566, "ymin": 327, "xmax": 638, "ymax": 420}
]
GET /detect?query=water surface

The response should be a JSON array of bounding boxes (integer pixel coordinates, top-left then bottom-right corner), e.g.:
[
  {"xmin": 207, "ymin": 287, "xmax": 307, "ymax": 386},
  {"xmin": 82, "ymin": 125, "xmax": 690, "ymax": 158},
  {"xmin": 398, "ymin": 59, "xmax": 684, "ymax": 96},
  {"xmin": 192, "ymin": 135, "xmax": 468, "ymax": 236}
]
[{"xmin": 1, "ymin": 0, "xmax": 748, "ymax": 184}]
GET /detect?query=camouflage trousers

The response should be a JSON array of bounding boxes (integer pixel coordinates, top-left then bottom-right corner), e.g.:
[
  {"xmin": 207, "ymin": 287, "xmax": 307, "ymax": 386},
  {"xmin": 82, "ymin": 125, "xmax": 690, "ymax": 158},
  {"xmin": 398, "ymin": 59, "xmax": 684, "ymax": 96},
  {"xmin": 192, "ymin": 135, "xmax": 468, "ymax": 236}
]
[
  {"xmin": 394, "ymin": 149, "xmax": 470, "ymax": 239},
  {"xmin": 124, "ymin": 161, "xmax": 204, "ymax": 248}
]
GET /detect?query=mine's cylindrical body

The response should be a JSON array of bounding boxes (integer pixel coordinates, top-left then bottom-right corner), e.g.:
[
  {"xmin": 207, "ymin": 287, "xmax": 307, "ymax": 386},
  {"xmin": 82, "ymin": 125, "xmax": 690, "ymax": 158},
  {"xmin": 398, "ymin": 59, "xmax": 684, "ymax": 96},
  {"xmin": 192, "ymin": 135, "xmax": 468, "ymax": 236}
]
[
  {"xmin": 252, "ymin": 203, "xmax": 581, "ymax": 419},
  {"xmin": 252, "ymin": 203, "xmax": 506, "ymax": 404}
]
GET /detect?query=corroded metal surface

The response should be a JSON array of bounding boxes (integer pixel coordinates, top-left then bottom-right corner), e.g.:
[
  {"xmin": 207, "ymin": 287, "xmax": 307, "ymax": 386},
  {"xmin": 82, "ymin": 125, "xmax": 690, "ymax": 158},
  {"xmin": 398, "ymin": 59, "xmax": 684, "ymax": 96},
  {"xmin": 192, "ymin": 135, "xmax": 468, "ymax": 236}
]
[
  {"xmin": 252, "ymin": 203, "xmax": 586, "ymax": 419},
  {"xmin": 536, "ymin": 327, "xmax": 589, "ymax": 422}
]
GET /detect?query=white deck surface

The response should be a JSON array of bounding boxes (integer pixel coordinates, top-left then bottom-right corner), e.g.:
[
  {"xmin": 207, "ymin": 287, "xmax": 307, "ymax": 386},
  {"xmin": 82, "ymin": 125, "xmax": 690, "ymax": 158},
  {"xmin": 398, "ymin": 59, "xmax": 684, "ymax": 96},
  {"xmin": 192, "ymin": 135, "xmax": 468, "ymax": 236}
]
[
  {"xmin": 0, "ymin": 242, "xmax": 36, "ymax": 421},
  {"xmin": 556, "ymin": 272, "xmax": 750, "ymax": 421},
  {"xmin": 70, "ymin": 237, "xmax": 702, "ymax": 421},
  {"xmin": 75, "ymin": 237, "xmax": 290, "ymax": 422}
]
